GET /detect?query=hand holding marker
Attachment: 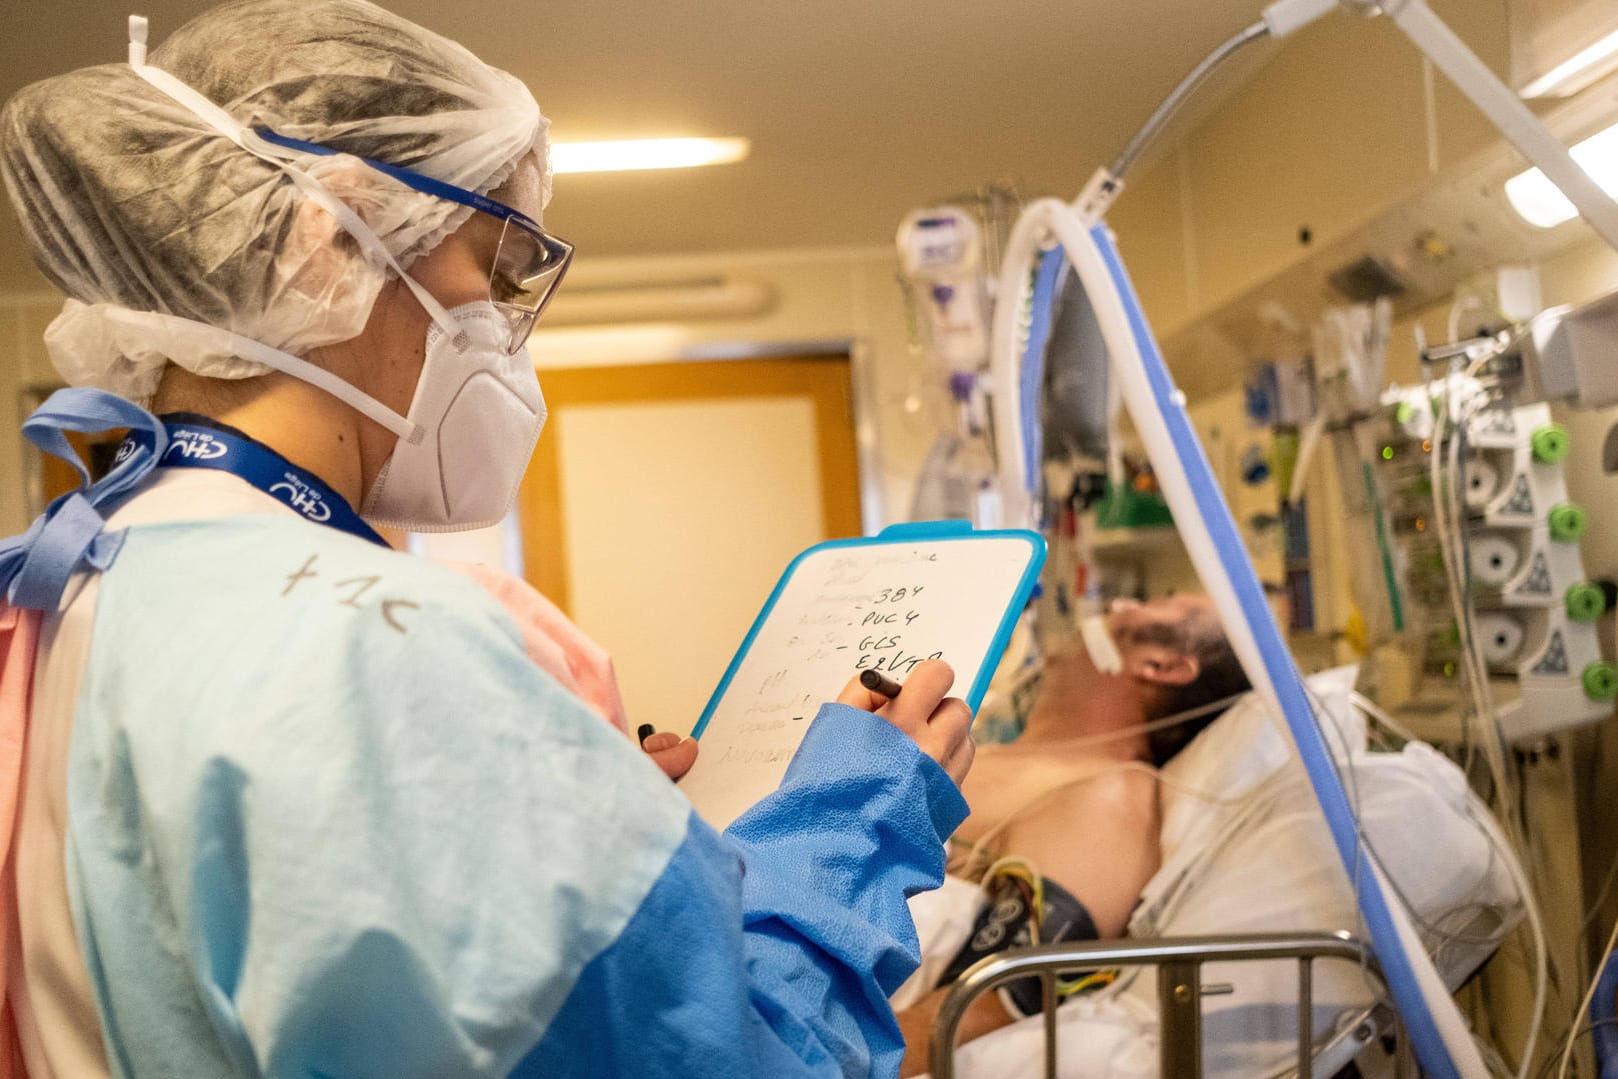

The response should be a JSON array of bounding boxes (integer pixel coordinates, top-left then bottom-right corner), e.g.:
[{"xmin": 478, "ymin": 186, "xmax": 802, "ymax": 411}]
[
  {"xmin": 648, "ymin": 662, "xmax": 973, "ymax": 786},
  {"xmin": 859, "ymin": 669, "xmax": 904, "ymax": 699},
  {"xmin": 838, "ymin": 660, "xmax": 974, "ymax": 785}
]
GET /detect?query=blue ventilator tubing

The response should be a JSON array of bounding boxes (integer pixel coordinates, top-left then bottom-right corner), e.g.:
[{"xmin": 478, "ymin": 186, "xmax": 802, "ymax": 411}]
[
  {"xmin": 1088, "ymin": 223, "xmax": 1463, "ymax": 1079},
  {"xmin": 1019, "ymin": 247, "xmax": 1068, "ymax": 497},
  {"xmin": 1593, "ymin": 949, "xmax": 1618, "ymax": 1079}
]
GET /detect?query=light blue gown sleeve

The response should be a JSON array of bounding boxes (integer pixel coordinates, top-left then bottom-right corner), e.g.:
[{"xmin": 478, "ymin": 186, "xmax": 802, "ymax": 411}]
[
  {"xmin": 67, "ymin": 525, "xmax": 966, "ymax": 1079},
  {"xmin": 517, "ymin": 703, "xmax": 968, "ymax": 1078}
]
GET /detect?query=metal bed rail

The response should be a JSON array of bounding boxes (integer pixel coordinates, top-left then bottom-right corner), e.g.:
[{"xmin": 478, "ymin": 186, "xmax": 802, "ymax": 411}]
[{"xmin": 928, "ymin": 931, "xmax": 1404, "ymax": 1079}]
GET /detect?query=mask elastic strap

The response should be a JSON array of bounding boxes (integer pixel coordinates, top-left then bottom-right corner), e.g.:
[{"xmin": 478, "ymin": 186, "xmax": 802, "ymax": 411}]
[{"xmin": 92, "ymin": 304, "xmax": 422, "ymax": 443}]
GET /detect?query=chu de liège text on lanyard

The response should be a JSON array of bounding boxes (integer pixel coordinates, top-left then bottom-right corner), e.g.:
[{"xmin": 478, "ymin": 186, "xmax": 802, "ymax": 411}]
[{"xmin": 117, "ymin": 416, "xmax": 388, "ymax": 547}]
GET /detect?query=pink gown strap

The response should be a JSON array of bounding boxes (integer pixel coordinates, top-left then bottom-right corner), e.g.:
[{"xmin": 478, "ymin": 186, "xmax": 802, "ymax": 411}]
[
  {"xmin": 437, "ymin": 562, "xmax": 630, "ymax": 736},
  {"xmin": 0, "ymin": 601, "xmax": 42, "ymax": 1078}
]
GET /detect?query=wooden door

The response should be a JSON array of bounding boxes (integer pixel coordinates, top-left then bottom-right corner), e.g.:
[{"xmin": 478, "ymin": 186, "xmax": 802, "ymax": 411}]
[{"xmin": 518, "ymin": 354, "xmax": 863, "ymax": 735}]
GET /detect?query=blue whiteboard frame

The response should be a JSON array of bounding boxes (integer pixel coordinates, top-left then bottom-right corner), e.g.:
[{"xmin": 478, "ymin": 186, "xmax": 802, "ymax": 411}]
[{"xmin": 690, "ymin": 520, "xmax": 1047, "ymax": 738}]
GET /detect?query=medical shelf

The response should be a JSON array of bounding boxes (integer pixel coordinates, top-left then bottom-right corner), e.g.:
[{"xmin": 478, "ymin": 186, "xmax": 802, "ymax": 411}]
[{"xmin": 1085, "ymin": 526, "xmax": 1184, "ymax": 552}]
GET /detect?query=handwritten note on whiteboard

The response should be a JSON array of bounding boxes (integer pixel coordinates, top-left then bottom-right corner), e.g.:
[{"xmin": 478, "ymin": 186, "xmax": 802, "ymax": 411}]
[{"xmin": 679, "ymin": 523, "xmax": 1044, "ymax": 829}]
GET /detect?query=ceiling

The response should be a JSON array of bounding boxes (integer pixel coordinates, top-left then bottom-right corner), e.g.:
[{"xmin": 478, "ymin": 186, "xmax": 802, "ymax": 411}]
[{"xmin": 0, "ymin": 0, "xmax": 1281, "ymax": 292}]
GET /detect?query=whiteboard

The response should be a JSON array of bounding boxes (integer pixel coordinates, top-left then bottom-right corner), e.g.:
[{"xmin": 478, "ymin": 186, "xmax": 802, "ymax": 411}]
[{"xmin": 679, "ymin": 522, "xmax": 1045, "ymax": 829}]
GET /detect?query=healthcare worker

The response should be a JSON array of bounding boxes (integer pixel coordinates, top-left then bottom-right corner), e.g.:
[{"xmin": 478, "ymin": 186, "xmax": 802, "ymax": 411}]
[{"xmin": 0, "ymin": 2, "xmax": 975, "ymax": 1075}]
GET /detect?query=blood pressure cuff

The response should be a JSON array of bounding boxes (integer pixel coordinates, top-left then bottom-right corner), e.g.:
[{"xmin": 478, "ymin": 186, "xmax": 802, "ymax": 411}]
[{"xmin": 937, "ymin": 873, "xmax": 1101, "ymax": 1017}]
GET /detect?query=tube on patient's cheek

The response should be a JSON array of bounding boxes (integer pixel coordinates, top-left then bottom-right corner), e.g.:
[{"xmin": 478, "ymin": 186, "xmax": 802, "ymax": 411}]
[{"xmin": 1079, "ymin": 615, "xmax": 1124, "ymax": 675}]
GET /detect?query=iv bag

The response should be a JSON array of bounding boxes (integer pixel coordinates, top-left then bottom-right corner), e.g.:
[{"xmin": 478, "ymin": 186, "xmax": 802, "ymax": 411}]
[
  {"xmin": 909, "ymin": 429, "xmax": 1001, "ymax": 528},
  {"xmin": 897, "ymin": 207, "xmax": 992, "ymax": 374}
]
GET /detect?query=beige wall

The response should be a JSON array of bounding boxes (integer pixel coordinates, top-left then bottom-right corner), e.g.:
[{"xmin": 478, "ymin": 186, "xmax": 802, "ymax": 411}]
[
  {"xmin": 557, "ymin": 393, "xmax": 831, "ymax": 732},
  {"xmin": 1107, "ymin": 0, "xmax": 1515, "ymax": 398}
]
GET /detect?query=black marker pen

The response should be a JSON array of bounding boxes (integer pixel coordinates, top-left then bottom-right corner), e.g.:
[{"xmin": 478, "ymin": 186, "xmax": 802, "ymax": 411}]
[{"xmin": 859, "ymin": 669, "xmax": 904, "ymax": 700}]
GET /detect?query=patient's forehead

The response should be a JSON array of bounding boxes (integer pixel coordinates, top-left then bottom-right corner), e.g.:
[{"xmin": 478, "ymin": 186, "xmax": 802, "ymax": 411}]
[
  {"xmin": 1157, "ymin": 594, "xmax": 1212, "ymax": 620},
  {"xmin": 1111, "ymin": 593, "xmax": 1211, "ymax": 643}
]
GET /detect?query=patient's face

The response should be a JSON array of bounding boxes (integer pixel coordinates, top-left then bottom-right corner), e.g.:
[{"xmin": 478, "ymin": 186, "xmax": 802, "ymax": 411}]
[
  {"xmin": 1105, "ymin": 594, "xmax": 1216, "ymax": 705},
  {"xmin": 1034, "ymin": 595, "xmax": 1216, "ymax": 731}
]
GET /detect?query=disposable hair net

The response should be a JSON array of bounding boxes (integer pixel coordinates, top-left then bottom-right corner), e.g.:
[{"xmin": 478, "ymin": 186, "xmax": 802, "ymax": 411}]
[{"xmin": 0, "ymin": 0, "xmax": 548, "ymax": 407}]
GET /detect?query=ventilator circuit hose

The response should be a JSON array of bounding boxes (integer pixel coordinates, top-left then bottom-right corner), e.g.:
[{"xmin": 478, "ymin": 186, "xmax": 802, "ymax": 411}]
[{"xmin": 988, "ymin": 197, "xmax": 1486, "ymax": 1079}]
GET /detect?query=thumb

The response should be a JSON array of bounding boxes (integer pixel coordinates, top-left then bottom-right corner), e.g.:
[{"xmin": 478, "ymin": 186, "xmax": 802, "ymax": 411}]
[{"xmin": 645, "ymin": 734, "xmax": 699, "ymax": 780}]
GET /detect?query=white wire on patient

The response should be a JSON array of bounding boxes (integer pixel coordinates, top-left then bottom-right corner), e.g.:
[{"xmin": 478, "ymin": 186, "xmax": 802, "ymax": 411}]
[
  {"xmin": 950, "ymin": 689, "xmax": 1255, "ymax": 867},
  {"xmin": 974, "ymin": 690, "xmax": 1250, "ymax": 756},
  {"xmin": 951, "ymin": 757, "xmax": 1254, "ymax": 880}
]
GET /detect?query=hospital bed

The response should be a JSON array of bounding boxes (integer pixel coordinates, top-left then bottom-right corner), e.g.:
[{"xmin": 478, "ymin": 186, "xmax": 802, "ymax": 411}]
[
  {"xmin": 899, "ymin": 666, "xmax": 1525, "ymax": 1078},
  {"xmin": 931, "ymin": 932, "xmax": 1408, "ymax": 1078}
]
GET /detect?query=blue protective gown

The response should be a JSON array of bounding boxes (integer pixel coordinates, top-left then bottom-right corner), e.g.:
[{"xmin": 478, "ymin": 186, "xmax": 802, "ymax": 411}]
[{"xmin": 11, "ymin": 454, "xmax": 966, "ymax": 1077}]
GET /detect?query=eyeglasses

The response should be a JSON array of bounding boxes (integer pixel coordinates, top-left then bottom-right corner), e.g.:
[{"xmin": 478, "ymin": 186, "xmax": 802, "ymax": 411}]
[
  {"xmin": 253, "ymin": 127, "xmax": 574, "ymax": 355},
  {"xmin": 483, "ymin": 213, "xmax": 573, "ymax": 353}
]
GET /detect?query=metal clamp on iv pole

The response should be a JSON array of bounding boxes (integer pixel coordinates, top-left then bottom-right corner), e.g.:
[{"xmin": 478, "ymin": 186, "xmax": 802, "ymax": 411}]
[{"xmin": 983, "ymin": 4, "xmax": 1618, "ymax": 1078}]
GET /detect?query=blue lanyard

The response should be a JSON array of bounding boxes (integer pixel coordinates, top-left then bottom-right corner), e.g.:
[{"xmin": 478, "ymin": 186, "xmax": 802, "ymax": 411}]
[{"xmin": 119, "ymin": 420, "xmax": 387, "ymax": 548}]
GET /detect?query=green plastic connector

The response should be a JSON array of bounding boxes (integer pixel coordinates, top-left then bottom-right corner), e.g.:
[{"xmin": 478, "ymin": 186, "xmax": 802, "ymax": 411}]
[
  {"xmin": 1567, "ymin": 583, "xmax": 1607, "ymax": 623},
  {"xmin": 1394, "ymin": 401, "xmax": 1415, "ymax": 425},
  {"xmin": 1531, "ymin": 423, "xmax": 1570, "ymax": 464},
  {"xmin": 1548, "ymin": 502, "xmax": 1588, "ymax": 544},
  {"xmin": 1582, "ymin": 661, "xmax": 1618, "ymax": 703}
]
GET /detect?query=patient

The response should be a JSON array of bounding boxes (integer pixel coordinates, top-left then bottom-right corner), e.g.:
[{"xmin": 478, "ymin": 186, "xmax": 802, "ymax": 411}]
[{"xmin": 897, "ymin": 594, "xmax": 1251, "ymax": 1076}]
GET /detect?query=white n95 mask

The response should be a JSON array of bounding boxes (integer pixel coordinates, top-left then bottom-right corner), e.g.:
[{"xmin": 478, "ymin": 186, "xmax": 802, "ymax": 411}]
[{"xmin": 361, "ymin": 301, "xmax": 547, "ymax": 532}]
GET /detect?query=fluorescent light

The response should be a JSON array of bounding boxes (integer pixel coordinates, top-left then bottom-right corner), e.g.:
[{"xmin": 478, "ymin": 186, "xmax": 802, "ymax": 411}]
[
  {"xmin": 1520, "ymin": 27, "xmax": 1618, "ymax": 99},
  {"xmin": 1505, "ymin": 121, "xmax": 1618, "ymax": 228},
  {"xmin": 551, "ymin": 137, "xmax": 750, "ymax": 175}
]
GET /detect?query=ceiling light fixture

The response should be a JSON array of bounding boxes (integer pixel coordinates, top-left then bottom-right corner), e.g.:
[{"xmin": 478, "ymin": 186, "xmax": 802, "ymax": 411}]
[
  {"xmin": 1505, "ymin": 121, "xmax": 1618, "ymax": 228},
  {"xmin": 550, "ymin": 137, "xmax": 750, "ymax": 175},
  {"xmin": 1519, "ymin": 27, "xmax": 1618, "ymax": 100}
]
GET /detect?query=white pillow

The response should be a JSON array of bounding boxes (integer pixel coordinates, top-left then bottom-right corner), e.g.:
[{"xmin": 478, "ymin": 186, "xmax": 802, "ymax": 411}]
[
  {"xmin": 1124, "ymin": 743, "xmax": 1520, "ymax": 1078},
  {"xmin": 1156, "ymin": 664, "xmax": 1363, "ymax": 859}
]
